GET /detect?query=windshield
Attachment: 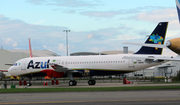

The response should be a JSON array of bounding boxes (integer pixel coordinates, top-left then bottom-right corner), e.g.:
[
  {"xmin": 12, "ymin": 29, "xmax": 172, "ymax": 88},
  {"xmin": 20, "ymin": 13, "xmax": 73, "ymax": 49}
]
[{"xmin": 13, "ymin": 63, "xmax": 17, "ymax": 66}]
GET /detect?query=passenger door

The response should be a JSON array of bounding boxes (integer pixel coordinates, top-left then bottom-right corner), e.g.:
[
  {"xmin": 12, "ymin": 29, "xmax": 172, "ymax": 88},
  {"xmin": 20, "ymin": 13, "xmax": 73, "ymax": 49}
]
[{"xmin": 21, "ymin": 59, "xmax": 26, "ymax": 70}]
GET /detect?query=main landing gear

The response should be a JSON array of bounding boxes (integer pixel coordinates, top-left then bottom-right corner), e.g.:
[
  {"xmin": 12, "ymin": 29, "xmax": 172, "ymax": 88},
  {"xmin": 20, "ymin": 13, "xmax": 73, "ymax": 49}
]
[
  {"xmin": 88, "ymin": 76, "xmax": 96, "ymax": 85},
  {"xmin": 88, "ymin": 80, "xmax": 96, "ymax": 85},
  {"xmin": 69, "ymin": 80, "xmax": 77, "ymax": 86},
  {"xmin": 68, "ymin": 72, "xmax": 77, "ymax": 86}
]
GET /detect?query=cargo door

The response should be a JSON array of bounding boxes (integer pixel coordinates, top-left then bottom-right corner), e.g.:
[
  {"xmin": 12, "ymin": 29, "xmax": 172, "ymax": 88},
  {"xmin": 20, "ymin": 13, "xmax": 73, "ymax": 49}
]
[{"xmin": 128, "ymin": 59, "xmax": 135, "ymax": 69}]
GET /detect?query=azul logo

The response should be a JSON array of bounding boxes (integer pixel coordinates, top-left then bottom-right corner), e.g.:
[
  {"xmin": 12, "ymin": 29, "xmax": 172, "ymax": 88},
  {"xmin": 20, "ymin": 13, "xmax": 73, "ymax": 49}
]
[
  {"xmin": 149, "ymin": 34, "xmax": 163, "ymax": 44},
  {"xmin": 149, "ymin": 34, "xmax": 163, "ymax": 50},
  {"xmin": 27, "ymin": 60, "xmax": 50, "ymax": 69}
]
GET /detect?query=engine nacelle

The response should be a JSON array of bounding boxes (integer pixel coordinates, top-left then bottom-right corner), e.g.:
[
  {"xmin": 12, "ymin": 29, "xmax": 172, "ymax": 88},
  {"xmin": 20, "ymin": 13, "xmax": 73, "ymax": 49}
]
[{"xmin": 166, "ymin": 38, "xmax": 180, "ymax": 54}]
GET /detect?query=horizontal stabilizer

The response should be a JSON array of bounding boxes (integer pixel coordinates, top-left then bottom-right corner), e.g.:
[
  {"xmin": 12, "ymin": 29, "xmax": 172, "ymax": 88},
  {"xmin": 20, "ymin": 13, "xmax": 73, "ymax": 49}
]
[
  {"xmin": 123, "ymin": 42, "xmax": 167, "ymax": 48},
  {"xmin": 5, "ymin": 63, "xmax": 13, "ymax": 66}
]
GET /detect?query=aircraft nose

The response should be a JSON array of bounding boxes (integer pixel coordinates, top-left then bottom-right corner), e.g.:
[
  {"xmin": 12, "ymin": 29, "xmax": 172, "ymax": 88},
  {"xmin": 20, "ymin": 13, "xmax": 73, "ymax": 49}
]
[
  {"xmin": 8, "ymin": 66, "xmax": 14, "ymax": 73},
  {"xmin": 8, "ymin": 66, "xmax": 12, "ymax": 72}
]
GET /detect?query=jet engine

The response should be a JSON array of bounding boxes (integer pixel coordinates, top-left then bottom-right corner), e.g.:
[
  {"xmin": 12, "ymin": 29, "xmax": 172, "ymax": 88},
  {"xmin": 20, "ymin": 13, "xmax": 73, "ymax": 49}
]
[{"xmin": 166, "ymin": 38, "xmax": 180, "ymax": 54}]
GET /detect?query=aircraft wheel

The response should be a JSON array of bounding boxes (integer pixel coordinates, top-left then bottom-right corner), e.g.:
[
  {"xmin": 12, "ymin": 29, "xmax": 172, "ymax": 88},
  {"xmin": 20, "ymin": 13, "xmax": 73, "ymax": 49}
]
[
  {"xmin": 69, "ymin": 80, "xmax": 74, "ymax": 86},
  {"xmin": 92, "ymin": 80, "xmax": 96, "ymax": 85},
  {"xmin": 88, "ymin": 80, "xmax": 93, "ymax": 85},
  {"xmin": 88, "ymin": 80, "xmax": 96, "ymax": 85},
  {"xmin": 27, "ymin": 83, "xmax": 32, "ymax": 86},
  {"xmin": 73, "ymin": 80, "xmax": 77, "ymax": 86}
]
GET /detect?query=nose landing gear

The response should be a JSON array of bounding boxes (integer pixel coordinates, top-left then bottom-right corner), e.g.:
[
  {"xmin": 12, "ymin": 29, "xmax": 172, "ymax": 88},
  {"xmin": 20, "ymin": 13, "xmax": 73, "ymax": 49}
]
[{"xmin": 69, "ymin": 80, "xmax": 77, "ymax": 86}]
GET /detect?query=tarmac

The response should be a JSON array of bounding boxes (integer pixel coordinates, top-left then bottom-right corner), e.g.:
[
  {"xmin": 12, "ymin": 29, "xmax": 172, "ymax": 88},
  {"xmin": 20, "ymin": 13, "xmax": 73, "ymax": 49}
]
[
  {"xmin": 1, "ymin": 80, "xmax": 180, "ymax": 89},
  {"xmin": 1, "ymin": 89, "xmax": 180, "ymax": 105},
  {"xmin": 1, "ymin": 80, "xmax": 180, "ymax": 105}
]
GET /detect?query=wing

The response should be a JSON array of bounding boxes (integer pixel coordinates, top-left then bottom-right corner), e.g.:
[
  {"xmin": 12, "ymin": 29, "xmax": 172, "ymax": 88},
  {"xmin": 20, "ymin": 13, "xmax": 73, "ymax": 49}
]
[
  {"xmin": 122, "ymin": 56, "xmax": 180, "ymax": 63},
  {"xmin": 0, "ymin": 70, "xmax": 8, "ymax": 72},
  {"xmin": 49, "ymin": 63, "xmax": 78, "ymax": 73}
]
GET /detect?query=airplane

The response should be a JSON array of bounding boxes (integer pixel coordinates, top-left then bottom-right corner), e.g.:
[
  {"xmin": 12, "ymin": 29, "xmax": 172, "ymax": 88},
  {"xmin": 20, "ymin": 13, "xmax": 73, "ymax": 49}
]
[{"xmin": 8, "ymin": 22, "xmax": 174, "ymax": 86}]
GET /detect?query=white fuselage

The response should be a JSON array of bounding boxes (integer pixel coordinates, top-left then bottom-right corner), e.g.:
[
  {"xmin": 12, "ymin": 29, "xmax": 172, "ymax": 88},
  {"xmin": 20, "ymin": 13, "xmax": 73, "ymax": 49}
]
[{"xmin": 8, "ymin": 54, "xmax": 171, "ymax": 77}]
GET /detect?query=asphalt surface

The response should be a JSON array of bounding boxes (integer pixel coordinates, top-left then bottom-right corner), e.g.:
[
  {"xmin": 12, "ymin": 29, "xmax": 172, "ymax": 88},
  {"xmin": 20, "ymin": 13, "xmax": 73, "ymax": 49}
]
[
  {"xmin": 1, "ymin": 81, "xmax": 180, "ymax": 88},
  {"xmin": 1, "ymin": 81, "xmax": 180, "ymax": 105},
  {"xmin": 0, "ymin": 90, "xmax": 180, "ymax": 105}
]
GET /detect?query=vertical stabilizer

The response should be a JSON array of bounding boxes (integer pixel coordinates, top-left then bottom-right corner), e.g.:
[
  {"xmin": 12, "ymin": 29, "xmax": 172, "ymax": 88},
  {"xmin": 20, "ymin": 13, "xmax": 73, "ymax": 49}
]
[
  {"xmin": 176, "ymin": 0, "xmax": 180, "ymax": 23},
  {"xmin": 29, "ymin": 38, "xmax": 33, "ymax": 57},
  {"xmin": 135, "ymin": 22, "xmax": 168, "ymax": 55}
]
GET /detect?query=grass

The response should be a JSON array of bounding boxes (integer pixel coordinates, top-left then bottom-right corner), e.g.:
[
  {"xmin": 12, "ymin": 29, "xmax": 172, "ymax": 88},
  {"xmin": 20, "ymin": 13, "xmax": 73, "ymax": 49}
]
[
  {"xmin": 0, "ymin": 85, "xmax": 180, "ymax": 93},
  {"xmin": 138, "ymin": 81, "xmax": 180, "ymax": 84}
]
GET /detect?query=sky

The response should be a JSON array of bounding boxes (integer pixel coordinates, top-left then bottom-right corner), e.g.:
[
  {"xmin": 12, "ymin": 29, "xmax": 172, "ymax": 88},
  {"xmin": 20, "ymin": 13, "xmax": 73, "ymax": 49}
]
[{"xmin": 0, "ymin": 0, "xmax": 179, "ymax": 56}]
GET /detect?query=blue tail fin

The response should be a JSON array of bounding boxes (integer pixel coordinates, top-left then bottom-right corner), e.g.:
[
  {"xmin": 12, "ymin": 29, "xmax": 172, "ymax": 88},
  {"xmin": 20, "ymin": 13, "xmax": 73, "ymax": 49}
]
[
  {"xmin": 176, "ymin": 0, "xmax": 180, "ymax": 23},
  {"xmin": 135, "ymin": 22, "xmax": 168, "ymax": 55}
]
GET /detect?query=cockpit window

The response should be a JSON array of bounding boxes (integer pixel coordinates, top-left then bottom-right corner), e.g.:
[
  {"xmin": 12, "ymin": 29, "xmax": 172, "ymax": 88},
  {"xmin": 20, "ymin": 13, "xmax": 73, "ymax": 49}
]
[{"xmin": 13, "ymin": 63, "xmax": 17, "ymax": 66}]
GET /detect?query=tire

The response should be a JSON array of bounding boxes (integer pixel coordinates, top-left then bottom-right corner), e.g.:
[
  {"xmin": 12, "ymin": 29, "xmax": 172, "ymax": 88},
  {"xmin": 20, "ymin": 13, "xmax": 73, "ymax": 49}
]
[
  {"xmin": 92, "ymin": 80, "xmax": 96, "ymax": 85},
  {"xmin": 27, "ymin": 83, "xmax": 32, "ymax": 86},
  {"xmin": 73, "ymin": 80, "xmax": 77, "ymax": 86},
  {"xmin": 88, "ymin": 80, "xmax": 92, "ymax": 85},
  {"xmin": 69, "ymin": 80, "xmax": 74, "ymax": 86}
]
